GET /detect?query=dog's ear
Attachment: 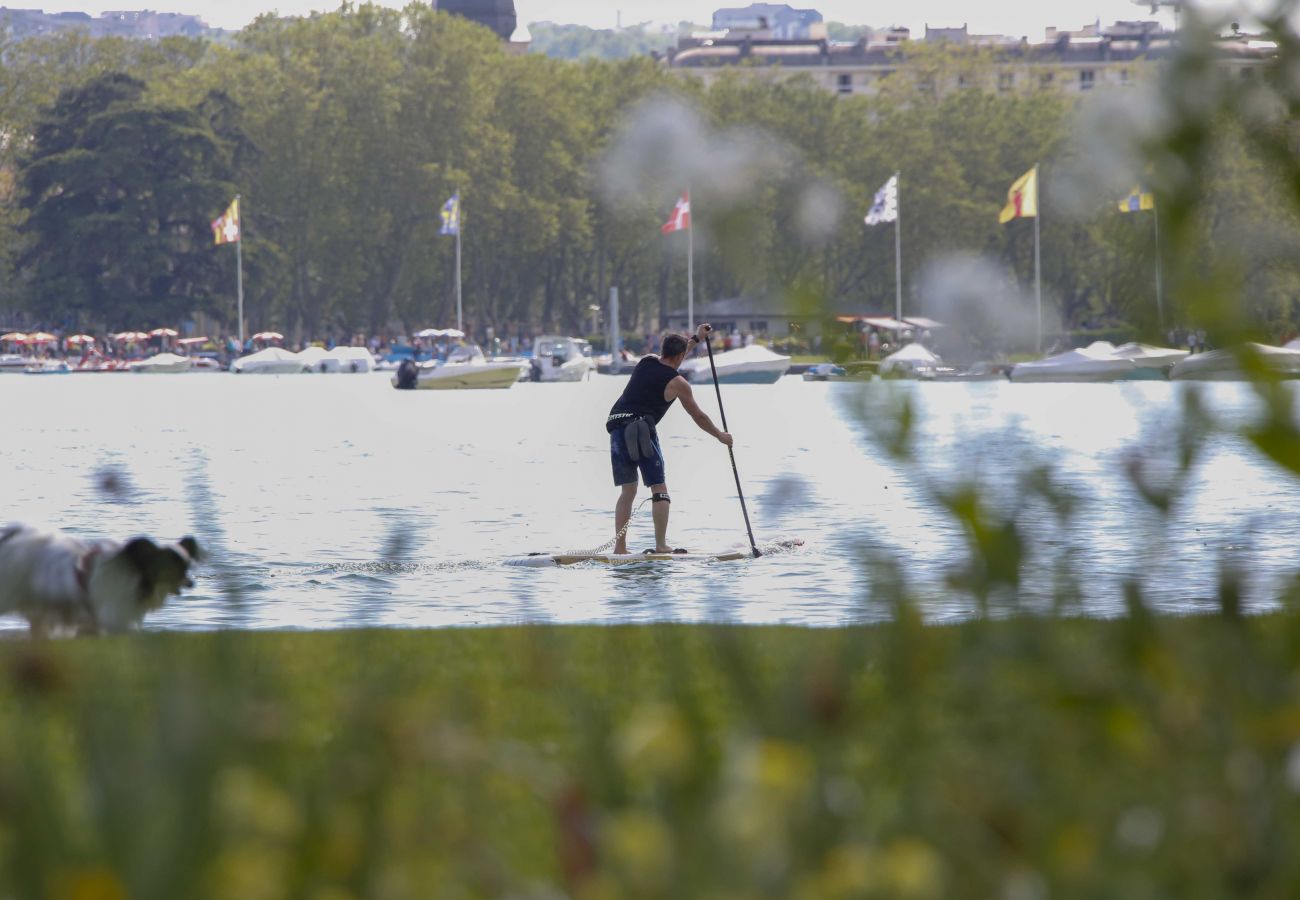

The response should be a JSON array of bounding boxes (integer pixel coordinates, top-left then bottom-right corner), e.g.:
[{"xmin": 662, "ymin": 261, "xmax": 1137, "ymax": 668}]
[
  {"xmin": 178, "ymin": 536, "xmax": 203, "ymax": 563},
  {"xmin": 120, "ymin": 537, "xmax": 160, "ymax": 574}
]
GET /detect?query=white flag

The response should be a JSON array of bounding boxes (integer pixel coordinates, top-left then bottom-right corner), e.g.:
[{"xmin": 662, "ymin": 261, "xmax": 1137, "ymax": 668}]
[{"xmin": 864, "ymin": 174, "xmax": 898, "ymax": 226}]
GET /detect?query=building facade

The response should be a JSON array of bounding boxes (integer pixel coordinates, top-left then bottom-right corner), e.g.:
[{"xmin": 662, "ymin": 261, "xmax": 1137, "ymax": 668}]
[{"xmin": 665, "ymin": 20, "xmax": 1275, "ymax": 96}]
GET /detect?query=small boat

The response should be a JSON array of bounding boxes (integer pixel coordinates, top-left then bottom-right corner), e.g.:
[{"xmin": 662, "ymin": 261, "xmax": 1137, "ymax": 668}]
[
  {"xmin": 1010, "ymin": 342, "xmax": 1136, "ymax": 383},
  {"xmin": 801, "ymin": 362, "xmax": 849, "ymax": 381},
  {"xmin": 530, "ymin": 335, "xmax": 595, "ymax": 382},
  {"xmin": 319, "ymin": 346, "xmax": 377, "ymax": 373},
  {"xmin": 1169, "ymin": 343, "xmax": 1300, "ymax": 381},
  {"xmin": 23, "ymin": 359, "xmax": 70, "ymax": 375},
  {"xmin": 231, "ymin": 347, "xmax": 305, "ymax": 374},
  {"xmin": 0, "ymin": 354, "xmax": 29, "ymax": 373},
  {"xmin": 679, "ymin": 344, "xmax": 791, "ymax": 385},
  {"xmin": 392, "ymin": 344, "xmax": 520, "ymax": 390},
  {"xmin": 932, "ymin": 361, "xmax": 1012, "ymax": 382},
  {"xmin": 879, "ymin": 343, "xmax": 956, "ymax": 380},
  {"xmin": 128, "ymin": 352, "xmax": 193, "ymax": 374}
]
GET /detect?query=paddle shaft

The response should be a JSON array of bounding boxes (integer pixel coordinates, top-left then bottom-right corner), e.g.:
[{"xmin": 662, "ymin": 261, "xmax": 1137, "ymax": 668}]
[{"xmin": 704, "ymin": 334, "xmax": 761, "ymax": 557}]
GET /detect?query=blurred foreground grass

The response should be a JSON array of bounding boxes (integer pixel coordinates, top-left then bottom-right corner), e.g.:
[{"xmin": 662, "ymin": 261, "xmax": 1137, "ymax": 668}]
[{"xmin": 3, "ymin": 615, "xmax": 1300, "ymax": 898}]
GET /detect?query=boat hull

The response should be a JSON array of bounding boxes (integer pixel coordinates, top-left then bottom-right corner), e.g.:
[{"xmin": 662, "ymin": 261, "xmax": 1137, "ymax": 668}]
[
  {"xmin": 690, "ymin": 369, "xmax": 787, "ymax": 385},
  {"xmin": 399, "ymin": 365, "xmax": 519, "ymax": 390}
]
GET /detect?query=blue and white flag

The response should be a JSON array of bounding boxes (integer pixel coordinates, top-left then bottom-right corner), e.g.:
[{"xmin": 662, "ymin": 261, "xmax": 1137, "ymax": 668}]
[
  {"xmin": 864, "ymin": 174, "xmax": 898, "ymax": 226},
  {"xmin": 440, "ymin": 194, "xmax": 461, "ymax": 236}
]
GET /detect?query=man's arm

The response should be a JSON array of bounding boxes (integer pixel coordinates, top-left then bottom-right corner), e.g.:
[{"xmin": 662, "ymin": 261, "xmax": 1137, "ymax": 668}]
[{"xmin": 667, "ymin": 376, "xmax": 733, "ymax": 448}]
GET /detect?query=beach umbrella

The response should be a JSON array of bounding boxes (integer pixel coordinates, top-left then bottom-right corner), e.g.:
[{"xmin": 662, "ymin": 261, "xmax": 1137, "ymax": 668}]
[
  {"xmin": 149, "ymin": 327, "xmax": 179, "ymax": 338},
  {"xmin": 113, "ymin": 331, "xmax": 150, "ymax": 342},
  {"xmin": 176, "ymin": 336, "xmax": 209, "ymax": 346},
  {"xmin": 26, "ymin": 332, "xmax": 56, "ymax": 343},
  {"xmin": 66, "ymin": 334, "xmax": 96, "ymax": 345},
  {"xmin": 0, "ymin": 332, "xmax": 27, "ymax": 342},
  {"xmin": 252, "ymin": 331, "xmax": 284, "ymax": 342}
]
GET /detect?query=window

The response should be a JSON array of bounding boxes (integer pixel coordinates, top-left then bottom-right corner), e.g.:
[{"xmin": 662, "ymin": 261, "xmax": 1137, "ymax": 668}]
[
  {"xmin": 1080, "ymin": 69, "xmax": 1095, "ymax": 90},
  {"xmin": 751, "ymin": 320, "xmax": 768, "ymax": 333},
  {"xmin": 998, "ymin": 72, "xmax": 1014, "ymax": 92},
  {"xmin": 837, "ymin": 73, "xmax": 852, "ymax": 94}
]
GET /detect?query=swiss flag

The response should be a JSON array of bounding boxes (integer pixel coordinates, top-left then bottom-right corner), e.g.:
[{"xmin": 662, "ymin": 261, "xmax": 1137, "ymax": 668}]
[{"xmin": 661, "ymin": 191, "xmax": 691, "ymax": 234}]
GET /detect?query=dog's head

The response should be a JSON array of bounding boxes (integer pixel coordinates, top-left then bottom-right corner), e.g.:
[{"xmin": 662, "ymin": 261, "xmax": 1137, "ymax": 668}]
[
  {"xmin": 84, "ymin": 536, "xmax": 203, "ymax": 631},
  {"xmin": 119, "ymin": 536, "xmax": 203, "ymax": 610}
]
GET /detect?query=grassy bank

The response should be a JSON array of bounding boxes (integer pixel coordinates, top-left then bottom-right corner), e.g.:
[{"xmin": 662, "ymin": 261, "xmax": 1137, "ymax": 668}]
[{"xmin": 3, "ymin": 612, "xmax": 1300, "ymax": 898}]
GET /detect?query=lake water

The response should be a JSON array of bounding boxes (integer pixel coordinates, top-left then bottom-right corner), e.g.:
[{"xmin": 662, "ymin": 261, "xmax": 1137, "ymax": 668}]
[{"xmin": 2, "ymin": 372, "xmax": 1297, "ymax": 632}]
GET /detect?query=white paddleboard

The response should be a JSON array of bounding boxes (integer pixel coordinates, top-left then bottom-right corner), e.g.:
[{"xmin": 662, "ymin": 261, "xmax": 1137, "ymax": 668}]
[{"xmin": 506, "ymin": 538, "xmax": 803, "ymax": 567}]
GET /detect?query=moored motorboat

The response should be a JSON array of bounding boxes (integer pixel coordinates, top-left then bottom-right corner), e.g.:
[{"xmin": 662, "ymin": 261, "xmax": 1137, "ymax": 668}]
[
  {"xmin": 1169, "ymin": 343, "xmax": 1300, "ymax": 381},
  {"xmin": 1010, "ymin": 342, "xmax": 1136, "ymax": 383},
  {"xmin": 231, "ymin": 347, "xmax": 305, "ymax": 374},
  {"xmin": 879, "ymin": 343, "xmax": 956, "ymax": 380},
  {"xmin": 0, "ymin": 354, "xmax": 29, "ymax": 373},
  {"xmin": 392, "ymin": 344, "xmax": 520, "ymax": 390},
  {"xmin": 128, "ymin": 352, "xmax": 193, "ymax": 374},
  {"xmin": 679, "ymin": 344, "xmax": 791, "ymax": 385},
  {"xmin": 1110, "ymin": 342, "xmax": 1186, "ymax": 379},
  {"xmin": 530, "ymin": 335, "xmax": 595, "ymax": 382},
  {"xmin": 319, "ymin": 346, "xmax": 377, "ymax": 373},
  {"xmin": 23, "ymin": 359, "xmax": 70, "ymax": 375}
]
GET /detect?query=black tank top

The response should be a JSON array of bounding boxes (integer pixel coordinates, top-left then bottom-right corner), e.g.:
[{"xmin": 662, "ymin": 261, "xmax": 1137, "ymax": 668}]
[{"xmin": 606, "ymin": 356, "xmax": 679, "ymax": 433}]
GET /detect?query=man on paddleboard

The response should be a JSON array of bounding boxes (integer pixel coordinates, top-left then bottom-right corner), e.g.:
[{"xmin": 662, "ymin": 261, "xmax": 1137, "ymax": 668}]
[{"xmin": 606, "ymin": 324, "xmax": 733, "ymax": 555}]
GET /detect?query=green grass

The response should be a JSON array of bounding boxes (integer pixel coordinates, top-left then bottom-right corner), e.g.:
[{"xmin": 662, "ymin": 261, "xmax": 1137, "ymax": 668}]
[{"xmin": 3, "ymin": 612, "xmax": 1300, "ymax": 897}]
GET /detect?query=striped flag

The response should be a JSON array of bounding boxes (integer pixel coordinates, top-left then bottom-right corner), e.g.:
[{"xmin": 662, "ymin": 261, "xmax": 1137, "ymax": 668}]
[
  {"xmin": 999, "ymin": 166, "xmax": 1038, "ymax": 223},
  {"xmin": 211, "ymin": 198, "xmax": 240, "ymax": 245},
  {"xmin": 1119, "ymin": 187, "xmax": 1155, "ymax": 212},
  {"xmin": 661, "ymin": 191, "xmax": 691, "ymax": 234},
  {"xmin": 440, "ymin": 194, "xmax": 461, "ymax": 236}
]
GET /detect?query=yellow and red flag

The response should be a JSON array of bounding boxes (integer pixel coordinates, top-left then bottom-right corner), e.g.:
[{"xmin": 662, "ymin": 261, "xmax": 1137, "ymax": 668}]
[
  {"xmin": 999, "ymin": 167, "xmax": 1038, "ymax": 224},
  {"xmin": 212, "ymin": 198, "xmax": 240, "ymax": 245}
]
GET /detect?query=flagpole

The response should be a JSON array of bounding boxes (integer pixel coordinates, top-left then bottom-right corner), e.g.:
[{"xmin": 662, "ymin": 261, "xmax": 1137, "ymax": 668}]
[
  {"xmin": 236, "ymin": 194, "xmax": 244, "ymax": 348},
  {"xmin": 687, "ymin": 188, "xmax": 694, "ymax": 334},
  {"xmin": 893, "ymin": 172, "xmax": 903, "ymax": 322},
  {"xmin": 1153, "ymin": 202, "xmax": 1165, "ymax": 331},
  {"xmin": 455, "ymin": 188, "xmax": 463, "ymax": 334},
  {"xmin": 1033, "ymin": 166, "xmax": 1042, "ymax": 355}
]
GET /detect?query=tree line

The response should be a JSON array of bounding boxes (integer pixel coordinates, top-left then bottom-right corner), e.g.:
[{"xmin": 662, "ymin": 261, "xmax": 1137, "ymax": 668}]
[{"xmin": 0, "ymin": 4, "xmax": 1294, "ymax": 349}]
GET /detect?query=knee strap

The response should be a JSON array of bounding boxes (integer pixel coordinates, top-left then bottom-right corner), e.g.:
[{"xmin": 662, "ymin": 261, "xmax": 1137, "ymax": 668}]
[{"xmin": 652, "ymin": 492, "xmax": 670, "ymax": 504}]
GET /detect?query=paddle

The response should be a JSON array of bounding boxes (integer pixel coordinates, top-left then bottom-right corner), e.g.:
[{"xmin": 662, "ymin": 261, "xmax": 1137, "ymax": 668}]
[{"xmin": 703, "ymin": 330, "xmax": 762, "ymax": 558}]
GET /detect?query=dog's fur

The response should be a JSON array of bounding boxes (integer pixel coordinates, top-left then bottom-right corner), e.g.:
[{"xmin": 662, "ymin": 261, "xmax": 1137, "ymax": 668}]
[{"xmin": 0, "ymin": 524, "xmax": 202, "ymax": 636}]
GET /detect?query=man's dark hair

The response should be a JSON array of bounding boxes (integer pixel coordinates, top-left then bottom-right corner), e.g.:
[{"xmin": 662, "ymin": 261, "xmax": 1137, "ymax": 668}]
[{"xmin": 661, "ymin": 333, "xmax": 688, "ymax": 358}]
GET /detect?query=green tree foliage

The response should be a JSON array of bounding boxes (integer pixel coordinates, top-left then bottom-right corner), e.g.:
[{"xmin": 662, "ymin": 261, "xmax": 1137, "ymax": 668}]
[
  {"xmin": 1, "ymin": 7, "xmax": 1296, "ymax": 343},
  {"xmin": 16, "ymin": 72, "xmax": 240, "ymax": 329}
]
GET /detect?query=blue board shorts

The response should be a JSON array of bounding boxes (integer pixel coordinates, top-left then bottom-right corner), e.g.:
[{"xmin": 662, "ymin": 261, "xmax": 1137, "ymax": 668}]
[{"xmin": 611, "ymin": 425, "xmax": 666, "ymax": 487}]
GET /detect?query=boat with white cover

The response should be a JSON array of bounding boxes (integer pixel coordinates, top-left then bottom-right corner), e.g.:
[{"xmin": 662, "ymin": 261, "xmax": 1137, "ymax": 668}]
[
  {"xmin": 879, "ymin": 343, "xmax": 955, "ymax": 380},
  {"xmin": 393, "ymin": 344, "xmax": 520, "ymax": 390},
  {"xmin": 1010, "ymin": 341, "xmax": 1136, "ymax": 383},
  {"xmin": 1112, "ymin": 342, "xmax": 1188, "ymax": 376},
  {"xmin": 1169, "ymin": 343, "xmax": 1300, "ymax": 381},
  {"xmin": 679, "ymin": 344, "xmax": 791, "ymax": 385},
  {"xmin": 530, "ymin": 336, "xmax": 595, "ymax": 382},
  {"xmin": 231, "ymin": 347, "xmax": 305, "ymax": 374},
  {"xmin": 0, "ymin": 354, "xmax": 28, "ymax": 373},
  {"xmin": 128, "ymin": 352, "xmax": 192, "ymax": 374},
  {"xmin": 23, "ymin": 359, "xmax": 70, "ymax": 375},
  {"xmin": 319, "ymin": 346, "xmax": 376, "ymax": 373}
]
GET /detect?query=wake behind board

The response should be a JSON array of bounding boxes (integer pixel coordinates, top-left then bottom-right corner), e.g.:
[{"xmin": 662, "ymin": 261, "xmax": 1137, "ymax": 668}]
[{"xmin": 507, "ymin": 538, "xmax": 803, "ymax": 568}]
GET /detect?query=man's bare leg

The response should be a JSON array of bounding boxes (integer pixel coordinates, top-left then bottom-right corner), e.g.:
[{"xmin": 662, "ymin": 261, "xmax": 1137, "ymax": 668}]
[
  {"xmin": 614, "ymin": 482, "xmax": 638, "ymax": 555},
  {"xmin": 650, "ymin": 482, "xmax": 671, "ymax": 552}
]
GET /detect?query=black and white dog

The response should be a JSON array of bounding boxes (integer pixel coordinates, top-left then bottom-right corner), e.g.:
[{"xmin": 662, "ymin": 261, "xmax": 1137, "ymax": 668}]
[{"xmin": 0, "ymin": 524, "xmax": 202, "ymax": 636}]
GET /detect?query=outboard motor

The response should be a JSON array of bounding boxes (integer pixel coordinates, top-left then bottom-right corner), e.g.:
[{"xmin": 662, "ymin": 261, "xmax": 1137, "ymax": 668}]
[{"xmin": 395, "ymin": 358, "xmax": 418, "ymax": 390}]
